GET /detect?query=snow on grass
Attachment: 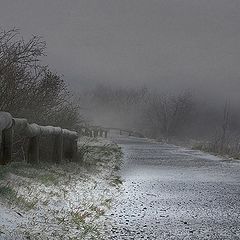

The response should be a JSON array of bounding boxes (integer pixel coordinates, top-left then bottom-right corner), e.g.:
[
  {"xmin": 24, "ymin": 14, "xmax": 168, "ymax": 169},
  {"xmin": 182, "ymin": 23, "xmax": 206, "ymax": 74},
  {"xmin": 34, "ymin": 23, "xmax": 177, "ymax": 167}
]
[{"xmin": 0, "ymin": 137, "xmax": 123, "ymax": 240}]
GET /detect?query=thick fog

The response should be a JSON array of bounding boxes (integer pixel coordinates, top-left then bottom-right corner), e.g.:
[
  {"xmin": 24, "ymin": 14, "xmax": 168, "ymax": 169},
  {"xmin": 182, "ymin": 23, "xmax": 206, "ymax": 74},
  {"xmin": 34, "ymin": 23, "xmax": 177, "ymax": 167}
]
[
  {"xmin": 1, "ymin": 2, "xmax": 240, "ymax": 238},
  {"xmin": 0, "ymin": 0, "xmax": 239, "ymax": 101},
  {"xmin": 1, "ymin": 0, "xmax": 240, "ymax": 145}
]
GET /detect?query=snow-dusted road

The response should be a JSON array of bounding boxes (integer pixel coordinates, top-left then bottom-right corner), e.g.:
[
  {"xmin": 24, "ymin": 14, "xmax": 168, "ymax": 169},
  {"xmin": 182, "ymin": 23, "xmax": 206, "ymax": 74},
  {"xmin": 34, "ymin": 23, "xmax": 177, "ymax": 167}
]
[{"xmin": 106, "ymin": 136, "xmax": 240, "ymax": 240}]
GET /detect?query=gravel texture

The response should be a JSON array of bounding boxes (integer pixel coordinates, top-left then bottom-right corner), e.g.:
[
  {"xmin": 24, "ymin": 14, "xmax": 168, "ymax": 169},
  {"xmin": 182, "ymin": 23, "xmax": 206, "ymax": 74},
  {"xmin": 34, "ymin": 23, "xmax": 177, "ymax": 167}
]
[{"xmin": 106, "ymin": 136, "xmax": 240, "ymax": 240}]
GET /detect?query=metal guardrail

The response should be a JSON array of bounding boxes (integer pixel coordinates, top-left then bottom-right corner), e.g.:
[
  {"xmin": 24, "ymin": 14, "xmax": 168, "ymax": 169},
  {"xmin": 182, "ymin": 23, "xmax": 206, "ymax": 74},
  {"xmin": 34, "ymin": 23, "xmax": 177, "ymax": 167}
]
[
  {"xmin": 0, "ymin": 111, "xmax": 143, "ymax": 165},
  {"xmin": 0, "ymin": 111, "xmax": 78, "ymax": 165}
]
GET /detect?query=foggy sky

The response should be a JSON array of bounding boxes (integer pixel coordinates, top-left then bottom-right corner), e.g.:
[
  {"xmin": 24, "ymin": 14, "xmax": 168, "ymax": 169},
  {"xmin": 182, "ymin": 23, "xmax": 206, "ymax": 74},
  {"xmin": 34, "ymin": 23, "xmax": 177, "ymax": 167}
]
[{"xmin": 0, "ymin": 0, "xmax": 240, "ymax": 101}]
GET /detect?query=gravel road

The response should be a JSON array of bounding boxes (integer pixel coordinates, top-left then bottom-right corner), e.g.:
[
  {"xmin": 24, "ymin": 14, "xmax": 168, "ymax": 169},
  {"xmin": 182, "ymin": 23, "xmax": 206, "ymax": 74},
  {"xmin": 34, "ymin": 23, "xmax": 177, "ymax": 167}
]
[{"xmin": 106, "ymin": 136, "xmax": 240, "ymax": 240}]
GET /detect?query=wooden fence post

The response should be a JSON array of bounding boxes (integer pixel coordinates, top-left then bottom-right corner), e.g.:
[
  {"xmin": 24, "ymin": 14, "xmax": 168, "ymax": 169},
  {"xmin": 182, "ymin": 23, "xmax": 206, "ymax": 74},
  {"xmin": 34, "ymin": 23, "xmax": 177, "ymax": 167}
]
[
  {"xmin": 104, "ymin": 131, "xmax": 108, "ymax": 138},
  {"xmin": 63, "ymin": 138, "xmax": 70, "ymax": 159},
  {"xmin": 0, "ymin": 127, "xmax": 13, "ymax": 165},
  {"xmin": 63, "ymin": 138, "xmax": 72, "ymax": 159},
  {"xmin": 71, "ymin": 139, "xmax": 78, "ymax": 162},
  {"xmin": 63, "ymin": 138, "xmax": 78, "ymax": 161},
  {"xmin": 28, "ymin": 136, "xmax": 40, "ymax": 164},
  {"xmin": 52, "ymin": 133, "xmax": 63, "ymax": 163}
]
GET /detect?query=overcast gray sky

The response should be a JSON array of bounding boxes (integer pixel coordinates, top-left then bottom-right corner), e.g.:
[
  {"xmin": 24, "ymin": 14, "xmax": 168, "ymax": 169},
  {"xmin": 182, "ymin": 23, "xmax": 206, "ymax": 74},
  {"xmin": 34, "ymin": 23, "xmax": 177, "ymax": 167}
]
[{"xmin": 0, "ymin": 0, "xmax": 240, "ymax": 100}]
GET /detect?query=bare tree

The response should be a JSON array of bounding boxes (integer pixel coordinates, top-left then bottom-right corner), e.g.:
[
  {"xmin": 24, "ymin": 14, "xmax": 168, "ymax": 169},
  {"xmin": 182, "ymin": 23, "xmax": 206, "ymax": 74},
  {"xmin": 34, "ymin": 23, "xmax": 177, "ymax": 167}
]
[
  {"xmin": 145, "ymin": 92, "xmax": 194, "ymax": 141},
  {"xmin": 219, "ymin": 100, "xmax": 231, "ymax": 153},
  {"xmin": 0, "ymin": 28, "xmax": 80, "ymax": 128},
  {"xmin": 211, "ymin": 100, "xmax": 231, "ymax": 154}
]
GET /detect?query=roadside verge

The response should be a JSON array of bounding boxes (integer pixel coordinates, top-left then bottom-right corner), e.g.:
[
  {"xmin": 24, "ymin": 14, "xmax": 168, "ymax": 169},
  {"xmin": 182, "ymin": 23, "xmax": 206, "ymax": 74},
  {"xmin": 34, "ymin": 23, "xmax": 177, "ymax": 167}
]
[{"xmin": 0, "ymin": 137, "xmax": 123, "ymax": 240}]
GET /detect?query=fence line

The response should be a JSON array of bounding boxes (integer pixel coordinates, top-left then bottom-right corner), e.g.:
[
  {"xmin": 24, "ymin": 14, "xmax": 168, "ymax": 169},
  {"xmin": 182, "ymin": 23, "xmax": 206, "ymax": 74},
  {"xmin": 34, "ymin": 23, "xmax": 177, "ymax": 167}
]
[
  {"xmin": 79, "ymin": 126, "xmax": 144, "ymax": 138},
  {"xmin": 79, "ymin": 126, "xmax": 108, "ymax": 138},
  {"xmin": 0, "ymin": 111, "xmax": 78, "ymax": 165},
  {"xmin": 104, "ymin": 127, "xmax": 145, "ymax": 138},
  {"xmin": 1, "ymin": 111, "xmax": 144, "ymax": 166}
]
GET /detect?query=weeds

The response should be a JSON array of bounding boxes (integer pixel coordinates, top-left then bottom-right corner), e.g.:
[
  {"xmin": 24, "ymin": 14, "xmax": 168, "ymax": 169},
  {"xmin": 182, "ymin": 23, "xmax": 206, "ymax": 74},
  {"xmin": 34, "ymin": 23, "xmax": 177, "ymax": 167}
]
[
  {"xmin": 38, "ymin": 173, "xmax": 59, "ymax": 186},
  {"xmin": 71, "ymin": 211, "xmax": 90, "ymax": 225},
  {"xmin": 0, "ymin": 166, "xmax": 9, "ymax": 180},
  {"xmin": 0, "ymin": 137, "xmax": 123, "ymax": 239},
  {"xmin": 0, "ymin": 185, "xmax": 37, "ymax": 210},
  {"xmin": 109, "ymin": 176, "xmax": 123, "ymax": 187},
  {"xmin": 192, "ymin": 137, "xmax": 240, "ymax": 160},
  {"xmin": 102, "ymin": 198, "xmax": 112, "ymax": 209},
  {"xmin": 0, "ymin": 185, "xmax": 16, "ymax": 199}
]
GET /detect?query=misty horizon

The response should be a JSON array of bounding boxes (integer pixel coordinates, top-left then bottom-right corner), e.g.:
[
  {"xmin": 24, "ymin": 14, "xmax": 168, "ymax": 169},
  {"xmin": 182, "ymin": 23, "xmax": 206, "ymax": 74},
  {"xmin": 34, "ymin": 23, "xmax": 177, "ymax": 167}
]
[
  {"xmin": 0, "ymin": 0, "xmax": 239, "ymax": 103},
  {"xmin": 1, "ymin": 1, "xmax": 240, "ymax": 239}
]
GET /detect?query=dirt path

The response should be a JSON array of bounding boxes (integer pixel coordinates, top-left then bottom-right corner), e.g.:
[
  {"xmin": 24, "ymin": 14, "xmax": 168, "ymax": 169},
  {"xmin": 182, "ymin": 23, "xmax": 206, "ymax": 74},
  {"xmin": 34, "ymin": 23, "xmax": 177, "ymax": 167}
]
[{"xmin": 106, "ymin": 137, "xmax": 240, "ymax": 240}]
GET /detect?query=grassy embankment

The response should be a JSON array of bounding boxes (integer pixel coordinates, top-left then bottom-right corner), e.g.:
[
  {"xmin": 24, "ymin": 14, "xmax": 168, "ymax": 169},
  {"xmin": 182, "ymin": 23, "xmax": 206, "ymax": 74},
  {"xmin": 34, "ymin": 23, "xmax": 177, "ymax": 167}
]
[
  {"xmin": 191, "ymin": 139, "xmax": 240, "ymax": 160},
  {"xmin": 0, "ymin": 137, "xmax": 123, "ymax": 240}
]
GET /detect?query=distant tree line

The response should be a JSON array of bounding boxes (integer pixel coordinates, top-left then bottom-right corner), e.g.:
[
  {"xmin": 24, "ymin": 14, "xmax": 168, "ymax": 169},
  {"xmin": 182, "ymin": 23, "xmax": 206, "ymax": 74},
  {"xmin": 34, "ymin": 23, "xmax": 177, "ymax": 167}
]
[
  {"xmin": 83, "ymin": 83, "xmax": 240, "ymax": 158},
  {"xmin": 83, "ymin": 84, "xmax": 195, "ymax": 140}
]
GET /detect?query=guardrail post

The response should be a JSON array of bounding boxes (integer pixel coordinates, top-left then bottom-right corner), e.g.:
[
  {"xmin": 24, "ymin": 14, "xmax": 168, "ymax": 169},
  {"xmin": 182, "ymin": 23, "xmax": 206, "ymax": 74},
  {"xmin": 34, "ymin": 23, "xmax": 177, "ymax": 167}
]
[
  {"xmin": 52, "ymin": 132, "xmax": 63, "ymax": 163},
  {"xmin": 28, "ymin": 136, "xmax": 40, "ymax": 164},
  {"xmin": 63, "ymin": 138, "xmax": 77, "ymax": 160},
  {"xmin": 0, "ymin": 126, "xmax": 13, "ymax": 165},
  {"xmin": 71, "ymin": 139, "xmax": 78, "ymax": 162},
  {"xmin": 63, "ymin": 138, "xmax": 70, "ymax": 159},
  {"xmin": 104, "ymin": 131, "xmax": 108, "ymax": 138}
]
